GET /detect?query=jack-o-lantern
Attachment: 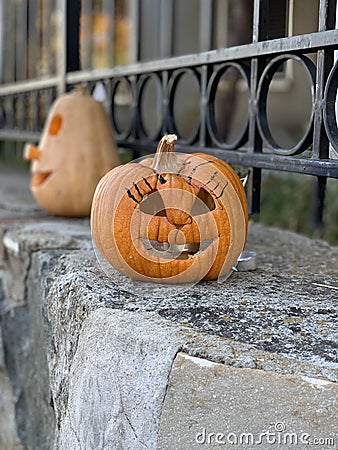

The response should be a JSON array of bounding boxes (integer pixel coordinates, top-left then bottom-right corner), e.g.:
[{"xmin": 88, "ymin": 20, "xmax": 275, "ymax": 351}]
[
  {"xmin": 24, "ymin": 86, "xmax": 121, "ymax": 217},
  {"xmin": 91, "ymin": 134, "xmax": 248, "ymax": 283}
]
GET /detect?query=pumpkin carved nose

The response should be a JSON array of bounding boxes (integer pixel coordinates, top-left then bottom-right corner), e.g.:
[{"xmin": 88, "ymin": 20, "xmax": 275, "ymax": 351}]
[
  {"xmin": 165, "ymin": 208, "xmax": 192, "ymax": 226},
  {"xmin": 24, "ymin": 143, "xmax": 41, "ymax": 161}
]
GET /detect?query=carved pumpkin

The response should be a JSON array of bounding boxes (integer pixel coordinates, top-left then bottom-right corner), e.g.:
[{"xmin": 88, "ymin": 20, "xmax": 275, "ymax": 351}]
[
  {"xmin": 91, "ymin": 134, "xmax": 248, "ymax": 284},
  {"xmin": 24, "ymin": 87, "xmax": 121, "ymax": 217}
]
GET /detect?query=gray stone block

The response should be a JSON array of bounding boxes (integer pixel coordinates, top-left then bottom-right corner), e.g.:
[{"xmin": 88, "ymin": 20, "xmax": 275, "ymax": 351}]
[
  {"xmin": 0, "ymin": 325, "xmax": 23, "ymax": 450},
  {"xmin": 0, "ymin": 252, "xmax": 56, "ymax": 450},
  {"xmin": 0, "ymin": 219, "xmax": 91, "ymax": 310},
  {"xmin": 56, "ymin": 309, "xmax": 182, "ymax": 450},
  {"xmin": 158, "ymin": 352, "xmax": 338, "ymax": 449}
]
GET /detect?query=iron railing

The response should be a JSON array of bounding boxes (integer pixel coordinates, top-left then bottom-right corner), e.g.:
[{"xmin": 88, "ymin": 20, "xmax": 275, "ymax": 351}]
[{"xmin": 0, "ymin": 0, "xmax": 337, "ymax": 219}]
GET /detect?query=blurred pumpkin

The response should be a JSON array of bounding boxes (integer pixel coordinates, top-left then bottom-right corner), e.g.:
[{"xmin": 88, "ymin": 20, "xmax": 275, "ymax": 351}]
[
  {"xmin": 91, "ymin": 134, "xmax": 248, "ymax": 284},
  {"xmin": 24, "ymin": 86, "xmax": 120, "ymax": 217}
]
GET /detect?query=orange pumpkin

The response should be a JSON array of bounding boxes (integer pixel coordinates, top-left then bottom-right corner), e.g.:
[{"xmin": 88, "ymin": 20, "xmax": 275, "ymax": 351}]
[
  {"xmin": 91, "ymin": 134, "xmax": 248, "ymax": 283},
  {"xmin": 24, "ymin": 86, "xmax": 121, "ymax": 217}
]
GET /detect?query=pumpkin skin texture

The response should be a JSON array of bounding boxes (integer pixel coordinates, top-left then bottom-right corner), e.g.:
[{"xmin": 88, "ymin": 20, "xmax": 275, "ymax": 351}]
[
  {"xmin": 24, "ymin": 87, "xmax": 121, "ymax": 217},
  {"xmin": 91, "ymin": 134, "xmax": 248, "ymax": 284}
]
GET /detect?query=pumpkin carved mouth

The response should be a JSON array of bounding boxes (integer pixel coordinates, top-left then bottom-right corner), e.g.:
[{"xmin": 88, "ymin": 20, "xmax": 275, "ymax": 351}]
[
  {"xmin": 140, "ymin": 238, "xmax": 216, "ymax": 260},
  {"xmin": 31, "ymin": 171, "xmax": 53, "ymax": 187}
]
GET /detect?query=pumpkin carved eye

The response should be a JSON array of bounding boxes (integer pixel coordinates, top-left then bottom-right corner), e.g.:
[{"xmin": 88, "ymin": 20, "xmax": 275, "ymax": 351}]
[
  {"xmin": 48, "ymin": 114, "xmax": 62, "ymax": 135},
  {"xmin": 139, "ymin": 191, "xmax": 165, "ymax": 215},
  {"xmin": 190, "ymin": 188, "xmax": 216, "ymax": 215}
]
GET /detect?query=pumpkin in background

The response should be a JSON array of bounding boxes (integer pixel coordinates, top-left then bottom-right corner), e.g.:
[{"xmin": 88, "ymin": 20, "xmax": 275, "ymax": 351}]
[
  {"xmin": 24, "ymin": 86, "xmax": 121, "ymax": 217},
  {"xmin": 91, "ymin": 134, "xmax": 248, "ymax": 284}
]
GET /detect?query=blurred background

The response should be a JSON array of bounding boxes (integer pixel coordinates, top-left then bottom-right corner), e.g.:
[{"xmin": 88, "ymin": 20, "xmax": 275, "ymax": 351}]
[{"xmin": 0, "ymin": 0, "xmax": 337, "ymax": 244}]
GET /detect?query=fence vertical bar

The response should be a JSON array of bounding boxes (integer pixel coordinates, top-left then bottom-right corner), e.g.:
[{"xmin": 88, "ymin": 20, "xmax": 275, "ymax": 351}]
[
  {"xmin": 129, "ymin": 0, "xmax": 140, "ymax": 63},
  {"xmin": 160, "ymin": 0, "xmax": 174, "ymax": 58},
  {"xmin": 247, "ymin": 0, "xmax": 268, "ymax": 215},
  {"xmin": 66, "ymin": 0, "xmax": 81, "ymax": 72},
  {"xmin": 199, "ymin": 0, "xmax": 213, "ymax": 52},
  {"xmin": 310, "ymin": 0, "xmax": 336, "ymax": 230},
  {"xmin": 310, "ymin": 176, "xmax": 328, "ymax": 235},
  {"xmin": 102, "ymin": 0, "xmax": 115, "ymax": 67},
  {"xmin": 199, "ymin": 65, "xmax": 210, "ymax": 148},
  {"xmin": 313, "ymin": 0, "xmax": 336, "ymax": 160},
  {"xmin": 81, "ymin": 0, "xmax": 93, "ymax": 71},
  {"xmin": 3, "ymin": 1, "xmax": 16, "ymax": 82},
  {"xmin": 15, "ymin": 0, "xmax": 28, "ymax": 81},
  {"xmin": 56, "ymin": 0, "xmax": 67, "ymax": 94},
  {"xmin": 162, "ymin": 70, "xmax": 169, "ymax": 136}
]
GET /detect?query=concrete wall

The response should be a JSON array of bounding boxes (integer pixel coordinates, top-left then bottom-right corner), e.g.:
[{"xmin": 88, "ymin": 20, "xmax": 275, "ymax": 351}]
[{"xmin": 0, "ymin": 168, "xmax": 337, "ymax": 449}]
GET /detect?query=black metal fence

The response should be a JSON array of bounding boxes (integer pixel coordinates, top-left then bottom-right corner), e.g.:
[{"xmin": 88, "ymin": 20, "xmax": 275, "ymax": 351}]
[{"xmin": 0, "ymin": 0, "xmax": 337, "ymax": 218}]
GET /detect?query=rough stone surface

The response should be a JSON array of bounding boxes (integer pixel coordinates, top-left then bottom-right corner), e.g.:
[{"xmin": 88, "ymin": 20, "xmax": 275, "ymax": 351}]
[
  {"xmin": 1, "ymin": 219, "xmax": 90, "ymax": 309},
  {"xmin": 0, "ymin": 250, "xmax": 56, "ymax": 450},
  {"xmin": 0, "ymin": 166, "xmax": 337, "ymax": 449},
  {"xmin": 35, "ymin": 235, "xmax": 338, "ymax": 380},
  {"xmin": 34, "ymin": 223, "xmax": 338, "ymax": 380},
  {"xmin": 158, "ymin": 352, "xmax": 338, "ymax": 449},
  {"xmin": 57, "ymin": 309, "xmax": 182, "ymax": 450},
  {"xmin": 1, "ymin": 214, "xmax": 338, "ymax": 371},
  {"xmin": 0, "ymin": 325, "xmax": 23, "ymax": 450}
]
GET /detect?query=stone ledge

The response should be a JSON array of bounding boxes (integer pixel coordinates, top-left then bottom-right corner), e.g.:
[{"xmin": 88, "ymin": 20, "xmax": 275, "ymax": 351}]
[
  {"xmin": 0, "ymin": 166, "xmax": 337, "ymax": 449},
  {"xmin": 2, "ymin": 217, "xmax": 336, "ymax": 377}
]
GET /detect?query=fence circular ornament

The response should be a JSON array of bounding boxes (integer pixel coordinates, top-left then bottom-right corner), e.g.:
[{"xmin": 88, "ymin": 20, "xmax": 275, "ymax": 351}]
[
  {"xmin": 207, "ymin": 62, "xmax": 250, "ymax": 149},
  {"xmin": 0, "ymin": 102, "xmax": 5, "ymax": 128},
  {"xmin": 137, "ymin": 73, "xmax": 163, "ymax": 140},
  {"xmin": 111, "ymin": 77, "xmax": 133, "ymax": 139},
  {"xmin": 323, "ymin": 60, "xmax": 338, "ymax": 154},
  {"xmin": 257, "ymin": 54, "xmax": 316, "ymax": 156},
  {"xmin": 167, "ymin": 69, "xmax": 201, "ymax": 144},
  {"xmin": 91, "ymin": 134, "xmax": 248, "ymax": 298}
]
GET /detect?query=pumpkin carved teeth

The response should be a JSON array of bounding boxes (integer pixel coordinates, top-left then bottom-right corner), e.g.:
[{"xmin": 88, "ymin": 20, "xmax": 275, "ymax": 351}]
[{"xmin": 140, "ymin": 238, "xmax": 216, "ymax": 259}]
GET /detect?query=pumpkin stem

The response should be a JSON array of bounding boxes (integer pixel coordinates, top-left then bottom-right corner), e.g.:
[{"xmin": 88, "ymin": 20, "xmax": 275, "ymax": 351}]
[
  {"xmin": 151, "ymin": 134, "xmax": 181, "ymax": 173},
  {"xmin": 72, "ymin": 84, "xmax": 91, "ymax": 96},
  {"xmin": 157, "ymin": 134, "xmax": 177, "ymax": 152}
]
